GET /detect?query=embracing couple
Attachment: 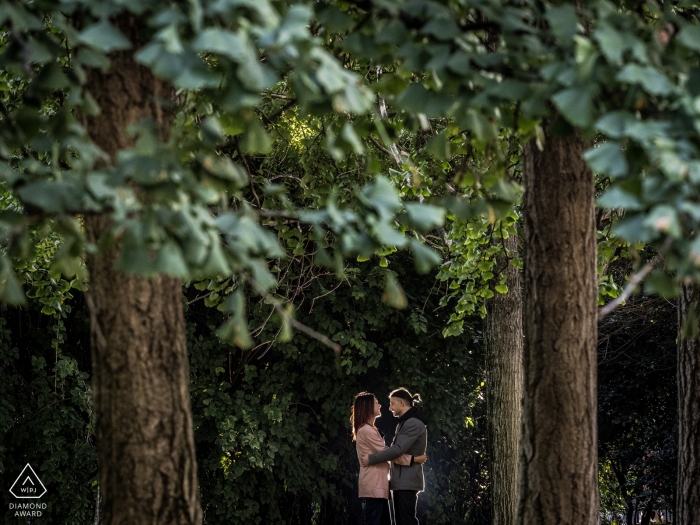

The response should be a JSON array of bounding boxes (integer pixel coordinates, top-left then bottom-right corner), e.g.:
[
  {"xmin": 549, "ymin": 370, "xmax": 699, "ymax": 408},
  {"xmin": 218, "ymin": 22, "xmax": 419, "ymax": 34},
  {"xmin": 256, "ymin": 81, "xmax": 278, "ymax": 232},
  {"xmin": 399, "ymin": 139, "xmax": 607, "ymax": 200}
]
[{"xmin": 350, "ymin": 388, "xmax": 428, "ymax": 525}]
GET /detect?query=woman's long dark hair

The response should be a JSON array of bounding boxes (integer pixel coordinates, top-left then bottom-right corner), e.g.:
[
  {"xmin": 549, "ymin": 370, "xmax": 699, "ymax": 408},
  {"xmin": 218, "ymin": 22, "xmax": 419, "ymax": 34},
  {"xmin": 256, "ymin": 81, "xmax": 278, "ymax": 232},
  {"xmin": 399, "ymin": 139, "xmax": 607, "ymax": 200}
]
[{"xmin": 350, "ymin": 392, "xmax": 375, "ymax": 442}]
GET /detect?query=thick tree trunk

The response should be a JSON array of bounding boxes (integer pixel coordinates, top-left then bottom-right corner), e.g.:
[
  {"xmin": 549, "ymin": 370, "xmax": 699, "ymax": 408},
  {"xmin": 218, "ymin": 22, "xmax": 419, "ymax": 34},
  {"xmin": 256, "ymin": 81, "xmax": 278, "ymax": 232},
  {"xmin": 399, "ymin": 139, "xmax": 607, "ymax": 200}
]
[
  {"xmin": 82, "ymin": 15, "xmax": 202, "ymax": 525},
  {"xmin": 486, "ymin": 233, "xmax": 523, "ymax": 525},
  {"xmin": 517, "ymin": 126, "xmax": 598, "ymax": 525},
  {"xmin": 677, "ymin": 284, "xmax": 700, "ymax": 525}
]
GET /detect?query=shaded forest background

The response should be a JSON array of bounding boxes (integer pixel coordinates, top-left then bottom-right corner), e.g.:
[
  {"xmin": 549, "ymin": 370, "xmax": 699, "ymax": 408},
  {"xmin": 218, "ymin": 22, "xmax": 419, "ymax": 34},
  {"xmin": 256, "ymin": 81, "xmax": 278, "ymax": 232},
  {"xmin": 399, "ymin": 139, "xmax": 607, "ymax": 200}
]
[{"xmin": 0, "ymin": 251, "xmax": 676, "ymax": 524}]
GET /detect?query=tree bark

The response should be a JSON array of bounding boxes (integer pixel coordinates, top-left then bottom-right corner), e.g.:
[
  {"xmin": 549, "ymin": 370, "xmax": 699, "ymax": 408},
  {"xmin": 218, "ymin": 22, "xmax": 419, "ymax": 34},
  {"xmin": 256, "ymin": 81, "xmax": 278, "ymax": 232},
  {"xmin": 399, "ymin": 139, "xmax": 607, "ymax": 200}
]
[
  {"xmin": 486, "ymin": 233, "xmax": 523, "ymax": 525},
  {"xmin": 517, "ymin": 126, "xmax": 598, "ymax": 525},
  {"xmin": 677, "ymin": 284, "xmax": 700, "ymax": 525},
  {"xmin": 81, "ymin": 15, "xmax": 202, "ymax": 525}
]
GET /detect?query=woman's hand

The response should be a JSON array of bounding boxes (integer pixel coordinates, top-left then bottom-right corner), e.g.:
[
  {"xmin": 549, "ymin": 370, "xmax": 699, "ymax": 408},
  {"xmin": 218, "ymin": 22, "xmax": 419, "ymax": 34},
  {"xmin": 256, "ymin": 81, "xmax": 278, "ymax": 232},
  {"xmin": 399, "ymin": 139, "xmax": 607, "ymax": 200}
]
[
  {"xmin": 413, "ymin": 454, "xmax": 427, "ymax": 464},
  {"xmin": 360, "ymin": 456, "xmax": 370, "ymax": 468}
]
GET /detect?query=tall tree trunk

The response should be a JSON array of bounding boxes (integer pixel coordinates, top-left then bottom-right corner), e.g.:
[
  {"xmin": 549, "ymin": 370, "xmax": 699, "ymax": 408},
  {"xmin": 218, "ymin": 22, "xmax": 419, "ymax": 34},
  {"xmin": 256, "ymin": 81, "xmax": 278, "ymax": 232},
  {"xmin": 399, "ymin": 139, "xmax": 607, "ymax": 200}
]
[
  {"xmin": 81, "ymin": 15, "xmax": 202, "ymax": 525},
  {"xmin": 677, "ymin": 284, "xmax": 700, "ymax": 525},
  {"xmin": 517, "ymin": 126, "xmax": 598, "ymax": 525},
  {"xmin": 486, "ymin": 233, "xmax": 523, "ymax": 525}
]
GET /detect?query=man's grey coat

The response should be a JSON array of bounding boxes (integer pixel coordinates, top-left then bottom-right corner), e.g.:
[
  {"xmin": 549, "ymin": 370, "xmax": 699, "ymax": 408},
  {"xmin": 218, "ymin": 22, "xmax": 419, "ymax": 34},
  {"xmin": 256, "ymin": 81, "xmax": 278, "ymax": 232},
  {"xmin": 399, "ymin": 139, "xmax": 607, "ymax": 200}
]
[{"xmin": 368, "ymin": 407, "xmax": 428, "ymax": 491}]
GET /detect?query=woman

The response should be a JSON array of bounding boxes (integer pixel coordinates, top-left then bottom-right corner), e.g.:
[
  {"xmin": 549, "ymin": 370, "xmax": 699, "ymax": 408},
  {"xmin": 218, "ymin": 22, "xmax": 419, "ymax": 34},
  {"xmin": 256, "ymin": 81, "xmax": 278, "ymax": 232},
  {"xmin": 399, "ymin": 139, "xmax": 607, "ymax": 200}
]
[{"xmin": 351, "ymin": 392, "xmax": 427, "ymax": 525}]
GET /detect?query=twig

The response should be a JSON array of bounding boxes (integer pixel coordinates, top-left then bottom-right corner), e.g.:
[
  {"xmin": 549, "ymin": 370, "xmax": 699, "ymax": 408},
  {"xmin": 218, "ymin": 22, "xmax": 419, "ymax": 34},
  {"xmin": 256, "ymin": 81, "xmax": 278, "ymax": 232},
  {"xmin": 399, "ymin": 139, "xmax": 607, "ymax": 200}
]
[
  {"xmin": 287, "ymin": 316, "xmax": 341, "ymax": 353},
  {"xmin": 257, "ymin": 209, "xmax": 299, "ymax": 219},
  {"xmin": 267, "ymin": 98, "xmax": 297, "ymax": 126},
  {"xmin": 235, "ymin": 136, "xmax": 261, "ymax": 208},
  {"xmin": 29, "ymin": 398, "xmax": 66, "ymax": 421},
  {"xmin": 263, "ymin": 93, "xmax": 294, "ymax": 100},
  {"xmin": 244, "ymin": 274, "xmax": 342, "ymax": 354},
  {"xmin": 598, "ymin": 237, "xmax": 672, "ymax": 319},
  {"xmin": 376, "ymin": 66, "xmax": 403, "ymax": 167},
  {"xmin": 309, "ymin": 280, "xmax": 344, "ymax": 313},
  {"xmin": 367, "ymin": 135, "xmax": 393, "ymax": 158},
  {"xmin": 187, "ymin": 291, "xmax": 212, "ymax": 305}
]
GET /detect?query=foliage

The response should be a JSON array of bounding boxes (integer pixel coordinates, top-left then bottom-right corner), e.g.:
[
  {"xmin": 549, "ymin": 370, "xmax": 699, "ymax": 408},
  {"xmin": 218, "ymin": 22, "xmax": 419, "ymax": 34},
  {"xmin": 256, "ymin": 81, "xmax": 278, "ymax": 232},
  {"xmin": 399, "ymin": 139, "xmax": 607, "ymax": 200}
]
[
  {"xmin": 1, "ymin": 242, "xmax": 490, "ymax": 524},
  {"xmin": 437, "ymin": 213, "xmax": 519, "ymax": 336},
  {"xmin": 598, "ymin": 294, "xmax": 677, "ymax": 523},
  {"xmin": 0, "ymin": 0, "xmax": 449, "ymax": 339},
  {"xmin": 0, "ymin": 303, "xmax": 96, "ymax": 524},
  {"xmin": 188, "ymin": 254, "xmax": 488, "ymax": 524}
]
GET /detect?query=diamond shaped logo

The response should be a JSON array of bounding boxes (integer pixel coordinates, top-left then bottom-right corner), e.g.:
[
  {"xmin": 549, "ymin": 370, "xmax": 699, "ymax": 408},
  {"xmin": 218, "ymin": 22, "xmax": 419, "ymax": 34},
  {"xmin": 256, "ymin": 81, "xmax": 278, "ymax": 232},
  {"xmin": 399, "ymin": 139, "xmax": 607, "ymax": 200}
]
[{"xmin": 9, "ymin": 464, "xmax": 46, "ymax": 499}]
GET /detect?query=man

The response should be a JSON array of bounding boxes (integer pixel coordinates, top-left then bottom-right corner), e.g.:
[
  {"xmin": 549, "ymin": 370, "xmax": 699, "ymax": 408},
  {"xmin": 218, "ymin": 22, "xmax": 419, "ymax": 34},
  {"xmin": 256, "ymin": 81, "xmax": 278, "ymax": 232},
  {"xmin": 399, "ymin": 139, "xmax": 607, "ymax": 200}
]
[{"xmin": 362, "ymin": 387, "xmax": 428, "ymax": 525}]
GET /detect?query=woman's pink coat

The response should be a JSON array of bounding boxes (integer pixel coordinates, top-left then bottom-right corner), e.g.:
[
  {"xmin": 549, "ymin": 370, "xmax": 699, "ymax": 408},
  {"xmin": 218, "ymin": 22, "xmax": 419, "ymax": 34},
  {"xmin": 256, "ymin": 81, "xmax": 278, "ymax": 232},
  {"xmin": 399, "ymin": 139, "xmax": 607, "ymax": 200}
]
[{"xmin": 356, "ymin": 424, "xmax": 411, "ymax": 499}]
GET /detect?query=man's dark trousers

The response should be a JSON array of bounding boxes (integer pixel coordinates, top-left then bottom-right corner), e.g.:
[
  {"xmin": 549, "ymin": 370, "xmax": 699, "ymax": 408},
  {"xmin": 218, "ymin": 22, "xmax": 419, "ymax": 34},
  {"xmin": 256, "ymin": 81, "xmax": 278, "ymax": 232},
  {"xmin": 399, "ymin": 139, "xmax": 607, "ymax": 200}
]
[{"xmin": 392, "ymin": 490, "xmax": 418, "ymax": 525}]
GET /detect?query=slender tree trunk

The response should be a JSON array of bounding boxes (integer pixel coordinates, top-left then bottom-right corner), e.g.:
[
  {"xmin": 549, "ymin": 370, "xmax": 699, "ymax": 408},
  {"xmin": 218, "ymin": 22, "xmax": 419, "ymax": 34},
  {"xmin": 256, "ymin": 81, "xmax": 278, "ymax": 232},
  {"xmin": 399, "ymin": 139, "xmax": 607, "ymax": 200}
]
[
  {"xmin": 81, "ymin": 15, "xmax": 202, "ymax": 525},
  {"xmin": 93, "ymin": 485, "xmax": 101, "ymax": 525},
  {"xmin": 517, "ymin": 126, "xmax": 598, "ymax": 525},
  {"xmin": 677, "ymin": 284, "xmax": 700, "ymax": 525},
  {"xmin": 486, "ymin": 233, "xmax": 523, "ymax": 525}
]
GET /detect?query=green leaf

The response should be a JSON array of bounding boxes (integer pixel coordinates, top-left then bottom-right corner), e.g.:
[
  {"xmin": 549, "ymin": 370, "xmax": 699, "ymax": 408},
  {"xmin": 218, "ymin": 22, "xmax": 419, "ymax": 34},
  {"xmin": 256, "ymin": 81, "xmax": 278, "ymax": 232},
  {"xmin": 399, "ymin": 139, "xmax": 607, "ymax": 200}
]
[
  {"xmin": 552, "ymin": 87, "xmax": 593, "ymax": 128},
  {"xmin": 644, "ymin": 271, "xmax": 678, "ymax": 298},
  {"xmin": 594, "ymin": 111, "xmax": 636, "ymax": 139},
  {"xmin": 678, "ymin": 25, "xmax": 700, "ymax": 52},
  {"xmin": 396, "ymin": 83, "xmax": 453, "ymax": 117},
  {"xmin": 76, "ymin": 48, "xmax": 111, "ymax": 71},
  {"xmin": 277, "ymin": 5, "xmax": 312, "ymax": 44},
  {"xmin": 155, "ymin": 241, "xmax": 189, "ymax": 278},
  {"xmin": 192, "ymin": 28, "xmax": 245, "ymax": 60},
  {"xmin": 593, "ymin": 22, "xmax": 625, "ymax": 64},
  {"xmin": 459, "ymin": 109, "xmax": 497, "ymax": 142},
  {"xmin": 616, "ymin": 65, "xmax": 674, "ymax": 96},
  {"xmin": 410, "ymin": 240, "xmax": 442, "ymax": 274},
  {"xmin": 241, "ymin": 120, "xmax": 272, "ymax": 154},
  {"xmin": 362, "ymin": 176, "xmax": 402, "ymax": 218},
  {"xmin": 597, "ymin": 184, "xmax": 643, "ymax": 210},
  {"xmin": 317, "ymin": 6, "xmax": 354, "ymax": 33},
  {"xmin": 219, "ymin": 114, "xmax": 245, "ymax": 136},
  {"xmin": 643, "ymin": 205, "xmax": 681, "ymax": 238},
  {"xmin": 612, "ymin": 215, "xmax": 654, "ymax": 243},
  {"xmin": 583, "ymin": 142, "xmax": 628, "ymax": 177},
  {"xmin": 373, "ymin": 221, "xmax": 407, "ymax": 248},
  {"xmin": 490, "ymin": 79, "xmax": 530, "ymax": 101},
  {"xmin": 0, "ymin": 259, "xmax": 25, "ymax": 305},
  {"xmin": 425, "ymin": 131, "xmax": 451, "ymax": 160},
  {"xmin": 201, "ymin": 234, "xmax": 231, "ymax": 276},
  {"xmin": 17, "ymin": 181, "xmax": 81, "ymax": 214},
  {"xmin": 217, "ymin": 291, "xmax": 253, "ymax": 349},
  {"xmin": 340, "ymin": 123, "xmax": 363, "ymax": 155},
  {"xmin": 495, "ymin": 284, "xmax": 508, "ymax": 294},
  {"xmin": 545, "ymin": 5, "xmax": 579, "ymax": 43},
  {"xmin": 403, "ymin": 203, "xmax": 445, "ymax": 231},
  {"xmin": 382, "ymin": 271, "xmax": 407, "ymax": 309},
  {"xmin": 333, "ymin": 83, "xmax": 374, "ymax": 114},
  {"xmin": 78, "ymin": 20, "xmax": 132, "ymax": 53},
  {"xmin": 421, "ymin": 17, "xmax": 459, "ymax": 41}
]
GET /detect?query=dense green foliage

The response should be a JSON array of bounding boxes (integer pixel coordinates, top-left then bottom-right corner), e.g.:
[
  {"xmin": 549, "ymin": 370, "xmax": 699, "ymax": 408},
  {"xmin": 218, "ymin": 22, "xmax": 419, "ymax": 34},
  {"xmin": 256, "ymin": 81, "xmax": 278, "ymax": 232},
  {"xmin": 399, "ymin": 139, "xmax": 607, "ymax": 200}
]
[
  {"xmin": 598, "ymin": 294, "xmax": 677, "ymax": 525},
  {"xmin": 0, "ymin": 294, "xmax": 95, "ymax": 524},
  {"xmin": 1, "ymin": 240, "xmax": 682, "ymax": 525},
  {"xmin": 189, "ymin": 255, "xmax": 488, "ymax": 524},
  {"xmin": 1, "ymin": 250, "xmax": 492, "ymax": 524}
]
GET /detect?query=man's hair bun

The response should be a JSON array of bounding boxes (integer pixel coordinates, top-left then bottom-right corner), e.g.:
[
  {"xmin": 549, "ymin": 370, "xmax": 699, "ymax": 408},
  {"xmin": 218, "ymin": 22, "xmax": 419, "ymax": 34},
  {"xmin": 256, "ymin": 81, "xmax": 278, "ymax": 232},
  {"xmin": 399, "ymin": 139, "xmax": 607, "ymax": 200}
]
[{"xmin": 390, "ymin": 387, "xmax": 422, "ymax": 406}]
